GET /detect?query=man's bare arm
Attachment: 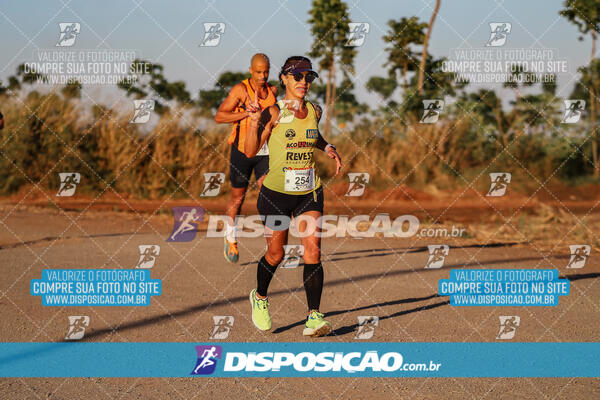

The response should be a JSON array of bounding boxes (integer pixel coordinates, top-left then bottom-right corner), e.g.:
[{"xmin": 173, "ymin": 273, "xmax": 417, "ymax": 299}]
[{"xmin": 214, "ymin": 83, "xmax": 252, "ymax": 124}]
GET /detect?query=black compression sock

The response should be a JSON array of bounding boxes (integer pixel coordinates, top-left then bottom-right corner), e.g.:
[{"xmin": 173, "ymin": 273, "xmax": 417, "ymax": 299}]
[
  {"xmin": 303, "ymin": 262, "xmax": 324, "ymax": 311},
  {"xmin": 256, "ymin": 256, "xmax": 279, "ymax": 297}
]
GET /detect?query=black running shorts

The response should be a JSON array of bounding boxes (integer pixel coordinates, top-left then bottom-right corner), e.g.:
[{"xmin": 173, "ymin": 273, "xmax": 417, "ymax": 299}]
[
  {"xmin": 229, "ymin": 144, "xmax": 268, "ymax": 189},
  {"xmin": 257, "ymin": 185, "xmax": 324, "ymax": 230}
]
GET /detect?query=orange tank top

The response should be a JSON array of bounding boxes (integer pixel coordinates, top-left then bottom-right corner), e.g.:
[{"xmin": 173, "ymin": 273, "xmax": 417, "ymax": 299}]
[{"xmin": 228, "ymin": 79, "xmax": 276, "ymax": 153}]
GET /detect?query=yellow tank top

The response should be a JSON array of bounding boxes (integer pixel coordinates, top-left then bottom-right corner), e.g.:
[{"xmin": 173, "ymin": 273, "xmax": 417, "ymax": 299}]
[{"xmin": 262, "ymin": 100, "xmax": 322, "ymax": 195}]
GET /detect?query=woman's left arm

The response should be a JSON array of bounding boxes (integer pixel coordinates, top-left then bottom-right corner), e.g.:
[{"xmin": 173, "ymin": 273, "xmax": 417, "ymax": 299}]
[{"xmin": 313, "ymin": 104, "xmax": 342, "ymax": 176}]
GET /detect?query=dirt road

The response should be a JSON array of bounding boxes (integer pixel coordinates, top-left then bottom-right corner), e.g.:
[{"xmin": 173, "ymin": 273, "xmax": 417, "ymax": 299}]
[{"xmin": 0, "ymin": 205, "xmax": 598, "ymax": 399}]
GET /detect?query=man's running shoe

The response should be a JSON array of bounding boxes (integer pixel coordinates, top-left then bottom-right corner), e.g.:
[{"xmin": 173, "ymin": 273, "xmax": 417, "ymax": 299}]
[
  {"xmin": 249, "ymin": 288, "xmax": 272, "ymax": 331},
  {"xmin": 302, "ymin": 310, "xmax": 332, "ymax": 337},
  {"xmin": 224, "ymin": 237, "xmax": 239, "ymax": 263}
]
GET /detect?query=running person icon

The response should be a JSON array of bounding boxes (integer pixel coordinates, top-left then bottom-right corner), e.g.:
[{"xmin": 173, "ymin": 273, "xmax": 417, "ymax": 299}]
[
  {"xmin": 215, "ymin": 53, "xmax": 278, "ymax": 263},
  {"xmin": 347, "ymin": 173, "xmax": 368, "ymax": 195},
  {"xmin": 487, "ymin": 173, "xmax": 509, "ymax": 196},
  {"xmin": 137, "ymin": 245, "xmax": 158, "ymax": 267},
  {"xmin": 244, "ymin": 56, "xmax": 342, "ymax": 337},
  {"xmin": 420, "ymin": 100, "xmax": 442, "ymax": 123},
  {"xmin": 58, "ymin": 173, "xmax": 78, "ymax": 196},
  {"xmin": 425, "ymin": 247, "xmax": 445, "ymax": 268},
  {"xmin": 567, "ymin": 247, "xmax": 587, "ymax": 268},
  {"xmin": 193, "ymin": 346, "xmax": 218, "ymax": 373},
  {"xmin": 565, "ymin": 100, "xmax": 584, "ymax": 120},
  {"xmin": 201, "ymin": 174, "xmax": 224, "ymax": 196},
  {"xmin": 170, "ymin": 209, "xmax": 200, "ymax": 241},
  {"xmin": 486, "ymin": 23, "xmax": 509, "ymax": 46}
]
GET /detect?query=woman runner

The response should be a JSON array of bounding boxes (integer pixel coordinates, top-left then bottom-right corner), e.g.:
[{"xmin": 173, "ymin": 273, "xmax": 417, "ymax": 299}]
[{"xmin": 244, "ymin": 56, "xmax": 342, "ymax": 337}]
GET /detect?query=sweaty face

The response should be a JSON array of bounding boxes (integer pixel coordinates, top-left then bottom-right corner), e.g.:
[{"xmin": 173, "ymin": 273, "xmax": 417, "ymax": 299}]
[{"xmin": 249, "ymin": 61, "xmax": 269, "ymax": 86}]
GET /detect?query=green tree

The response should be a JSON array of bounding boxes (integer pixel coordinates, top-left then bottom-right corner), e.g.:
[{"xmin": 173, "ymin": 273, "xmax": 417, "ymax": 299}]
[
  {"xmin": 401, "ymin": 55, "xmax": 466, "ymax": 122},
  {"xmin": 502, "ymin": 63, "xmax": 538, "ymax": 115},
  {"xmin": 383, "ymin": 17, "xmax": 427, "ymax": 92},
  {"xmin": 311, "ymin": 78, "xmax": 367, "ymax": 126},
  {"xmin": 61, "ymin": 79, "xmax": 82, "ymax": 99},
  {"xmin": 0, "ymin": 63, "xmax": 46, "ymax": 95},
  {"xmin": 365, "ymin": 76, "xmax": 398, "ymax": 101},
  {"xmin": 560, "ymin": 0, "xmax": 600, "ymax": 175},
  {"xmin": 118, "ymin": 59, "xmax": 191, "ymax": 115},
  {"xmin": 308, "ymin": 0, "xmax": 356, "ymax": 135},
  {"xmin": 197, "ymin": 71, "xmax": 249, "ymax": 117}
]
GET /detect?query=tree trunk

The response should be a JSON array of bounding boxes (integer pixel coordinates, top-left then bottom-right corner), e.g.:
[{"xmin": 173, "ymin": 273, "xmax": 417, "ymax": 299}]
[
  {"xmin": 591, "ymin": 31, "xmax": 598, "ymax": 176},
  {"xmin": 494, "ymin": 96, "xmax": 506, "ymax": 146},
  {"xmin": 418, "ymin": 0, "xmax": 441, "ymax": 95},
  {"xmin": 402, "ymin": 62, "xmax": 408, "ymax": 92},
  {"xmin": 324, "ymin": 57, "xmax": 336, "ymax": 136},
  {"xmin": 330, "ymin": 61, "xmax": 336, "ymax": 124},
  {"xmin": 324, "ymin": 62, "xmax": 332, "ymax": 136}
]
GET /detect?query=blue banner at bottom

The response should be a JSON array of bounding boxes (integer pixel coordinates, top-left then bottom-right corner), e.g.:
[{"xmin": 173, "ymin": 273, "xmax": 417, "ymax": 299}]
[{"xmin": 0, "ymin": 342, "xmax": 598, "ymax": 377}]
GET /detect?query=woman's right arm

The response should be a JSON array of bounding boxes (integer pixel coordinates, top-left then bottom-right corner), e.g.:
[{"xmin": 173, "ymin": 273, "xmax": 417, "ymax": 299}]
[{"xmin": 244, "ymin": 105, "xmax": 278, "ymax": 158}]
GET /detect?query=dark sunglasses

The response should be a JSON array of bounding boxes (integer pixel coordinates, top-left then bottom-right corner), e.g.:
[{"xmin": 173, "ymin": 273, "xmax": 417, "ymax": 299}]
[{"xmin": 289, "ymin": 71, "xmax": 317, "ymax": 84}]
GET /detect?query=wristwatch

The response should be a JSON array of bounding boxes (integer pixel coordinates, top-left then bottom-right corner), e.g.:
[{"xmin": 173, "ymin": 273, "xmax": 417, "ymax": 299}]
[{"xmin": 324, "ymin": 144, "xmax": 336, "ymax": 152}]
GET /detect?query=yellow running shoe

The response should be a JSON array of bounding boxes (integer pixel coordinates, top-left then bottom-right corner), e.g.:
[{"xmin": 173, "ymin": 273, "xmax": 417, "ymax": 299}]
[
  {"xmin": 303, "ymin": 310, "xmax": 332, "ymax": 337},
  {"xmin": 249, "ymin": 289, "xmax": 272, "ymax": 331}
]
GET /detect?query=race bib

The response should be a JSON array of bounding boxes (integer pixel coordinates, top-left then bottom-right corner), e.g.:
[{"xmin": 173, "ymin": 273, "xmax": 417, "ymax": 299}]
[
  {"xmin": 256, "ymin": 141, "xmax": 269, "ymax": 156},
  {"xmin": 284, "ymin": 168, "xmax": 315, "ymax": 192}
]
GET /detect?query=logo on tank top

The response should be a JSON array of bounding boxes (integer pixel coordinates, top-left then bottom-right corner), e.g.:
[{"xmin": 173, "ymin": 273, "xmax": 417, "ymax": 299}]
[
  {"xmin": 285, "ymin": 129, "xmax": 296, "ymax": 140},
  {"xmin": 306, "ymin": 129, "xmax": 319, "ymax": 139}
]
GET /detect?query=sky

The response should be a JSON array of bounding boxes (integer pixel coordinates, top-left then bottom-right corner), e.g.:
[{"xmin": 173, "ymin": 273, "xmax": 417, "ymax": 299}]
[{"xmin": 0, "ymin": 0, "xmax": 592, "ymax": 106}]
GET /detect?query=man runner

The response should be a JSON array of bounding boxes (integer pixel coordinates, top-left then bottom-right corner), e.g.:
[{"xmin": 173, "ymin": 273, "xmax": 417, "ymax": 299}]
[{"xmin": 215, "ymin": 53, "xmax": 277, "ymax": 263}]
